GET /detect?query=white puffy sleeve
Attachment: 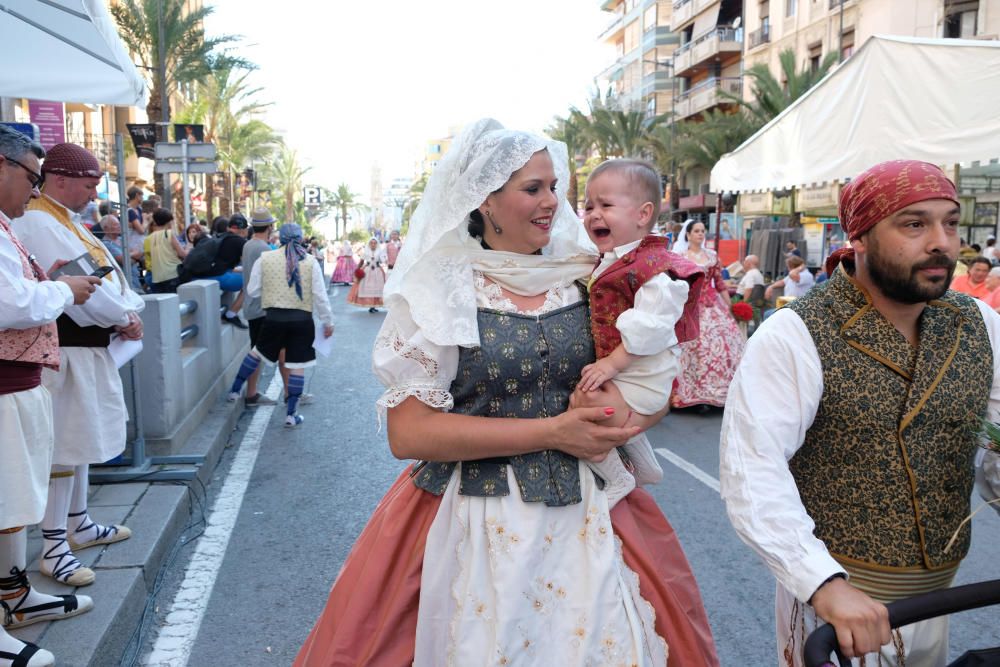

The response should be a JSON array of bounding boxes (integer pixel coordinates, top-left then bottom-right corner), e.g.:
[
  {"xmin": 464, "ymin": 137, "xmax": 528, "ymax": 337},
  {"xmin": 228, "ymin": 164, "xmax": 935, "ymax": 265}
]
[
  {"xmin": 616, "ymin": 273, "xmax": 690, "ymax": 356},
  {"xmin": 373, "ymin": 304, "xmax": 459, "ymax": 419},
  {"xmin": 974, "ymin": 300, "xmax": 1000, "ymax": 513},
  {"xmin": 719, "ymin": 308, "xmax": 847, "ymax": 603}
]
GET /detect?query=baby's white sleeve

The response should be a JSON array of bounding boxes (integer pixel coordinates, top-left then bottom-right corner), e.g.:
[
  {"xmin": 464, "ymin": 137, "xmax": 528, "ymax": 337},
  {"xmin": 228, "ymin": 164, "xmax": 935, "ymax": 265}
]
[{"xmin": 616, "ymin": 273, "xmax": 690, "ymax": 357}]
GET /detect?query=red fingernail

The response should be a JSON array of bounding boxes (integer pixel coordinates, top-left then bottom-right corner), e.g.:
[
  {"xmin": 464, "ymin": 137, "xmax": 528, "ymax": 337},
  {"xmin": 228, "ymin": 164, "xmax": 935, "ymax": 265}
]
[{"xmin": 604, "ymin": 408, "xmax": 615, "ymax": 415}]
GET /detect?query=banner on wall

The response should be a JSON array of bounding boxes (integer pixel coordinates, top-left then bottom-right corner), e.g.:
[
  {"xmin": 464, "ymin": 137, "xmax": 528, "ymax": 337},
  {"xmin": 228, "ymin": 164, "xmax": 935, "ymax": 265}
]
[
  {"xmin": 28, "ymin": 100, "xmax": 65, "ymax": 149},
  {"xmin": 126, "ymin": 124, "xmax": 157, "ymax": 159}
]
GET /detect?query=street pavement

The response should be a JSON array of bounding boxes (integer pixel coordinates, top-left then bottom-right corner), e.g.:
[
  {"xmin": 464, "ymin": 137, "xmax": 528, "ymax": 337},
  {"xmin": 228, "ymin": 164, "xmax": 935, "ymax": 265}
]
[{"xmin": 138, "ymin": 286, "xmax": 1000, "ymax": 667}]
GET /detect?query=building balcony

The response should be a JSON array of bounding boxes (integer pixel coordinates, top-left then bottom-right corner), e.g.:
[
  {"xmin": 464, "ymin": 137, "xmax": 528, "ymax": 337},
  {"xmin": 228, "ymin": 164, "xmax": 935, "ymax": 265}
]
[
  {"xmin": 748, "ymin": 24, "xmax": 771, "ymax": 50},
  {"xmin": 674, "ymin": 76, "xmax": 742, "ymax": 118},
  {"xmin": 598, "ymin": 11, "xmax": 625, "ymax": 42},
  {"xmin": 672, "ymin": 0, "xmax": 720, "ymax": 31},
  {"xmin": 672, "ymin": 0, "xmax": 693, "ymax": 28},
  {"xmin": 673, "ymin": 27, "xmax": 743, "ymax": 75}
]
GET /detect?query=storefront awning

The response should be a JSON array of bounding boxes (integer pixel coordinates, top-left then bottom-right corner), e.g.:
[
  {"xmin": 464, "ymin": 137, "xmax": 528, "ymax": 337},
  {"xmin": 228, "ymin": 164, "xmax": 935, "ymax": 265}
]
[
  {"xmin": 1, "ymin": 0, "xmax": 148, "ymax": 107},
  {"xmin": 710, "ymin": 35, "xmax": 1000, "ymax": 193}
]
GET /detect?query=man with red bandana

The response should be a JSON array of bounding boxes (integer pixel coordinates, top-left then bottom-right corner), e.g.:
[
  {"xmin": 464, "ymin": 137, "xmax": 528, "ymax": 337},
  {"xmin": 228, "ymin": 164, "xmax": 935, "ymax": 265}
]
[{"xmin": 720, "ymin": 160, "xmax": 1000, "ymax": 666}]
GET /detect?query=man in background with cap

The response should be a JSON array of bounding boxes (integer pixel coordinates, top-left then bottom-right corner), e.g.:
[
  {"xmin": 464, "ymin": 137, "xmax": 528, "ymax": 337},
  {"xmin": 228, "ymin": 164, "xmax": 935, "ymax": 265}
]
[
  {"xmin": 210, "ymin": 213, "xmax": 249, "ymax": 329},
  {"xmin": 720, "ymin": 160, "xmax": 1000, "ymax": 666},
  {"xmin": 239, "ymin": 207, "xmax": 281, "ymax": 406},
  {"xmin": 0, "ymin": 125, "xmax": 100, "ymax": 667},
  {"xmin": 13, "ymin": 143, "xmax": 144, "ymax": 590}
]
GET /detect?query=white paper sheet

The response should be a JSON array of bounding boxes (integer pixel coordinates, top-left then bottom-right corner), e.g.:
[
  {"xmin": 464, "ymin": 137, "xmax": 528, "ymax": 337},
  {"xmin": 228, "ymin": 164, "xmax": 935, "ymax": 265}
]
[
  {"xmin": 313, "ymin": 321, "xmax": 334, "ymax": 357},
  {"xmin": 108, "ymin": 335, "xmax": 143, "ymax": 369}
]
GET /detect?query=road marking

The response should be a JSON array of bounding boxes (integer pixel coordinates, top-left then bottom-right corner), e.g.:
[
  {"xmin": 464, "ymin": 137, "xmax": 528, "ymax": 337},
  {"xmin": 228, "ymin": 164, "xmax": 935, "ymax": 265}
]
[
  {"xmin": 655, "ymin": 448, "xmax": 720, "ymax": 494},
  {"xmin": 142, "ymin": 373, "xmax": 282, "ymax": 667}
]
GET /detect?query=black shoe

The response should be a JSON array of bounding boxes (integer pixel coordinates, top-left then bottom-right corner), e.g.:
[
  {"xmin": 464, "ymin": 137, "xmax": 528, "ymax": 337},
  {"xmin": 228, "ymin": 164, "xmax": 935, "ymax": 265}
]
[
  {"xmin": 368, "ymin": 307, "xmax": 377, "ymax": 313},
  {"xmin": 222, "ymin": 313, "xmax": 248, "ymax": 329}
]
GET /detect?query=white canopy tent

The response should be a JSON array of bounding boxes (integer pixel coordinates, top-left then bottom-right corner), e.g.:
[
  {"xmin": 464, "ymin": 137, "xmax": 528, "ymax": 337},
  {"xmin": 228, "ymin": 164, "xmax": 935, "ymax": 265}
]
[
  {"xmin": 0, "ymin": 0, "xmax": 147, "ymax": 107},
  {"xmin": 710, "ymin": 35, "xmax": 1000, "ymax": 194}
]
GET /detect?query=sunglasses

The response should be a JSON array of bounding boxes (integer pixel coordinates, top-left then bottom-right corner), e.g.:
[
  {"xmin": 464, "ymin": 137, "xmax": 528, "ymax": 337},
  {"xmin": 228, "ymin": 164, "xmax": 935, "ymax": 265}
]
[{"xmin": 4, "ymin": 155, "xmax": 44, "ymax": 189}]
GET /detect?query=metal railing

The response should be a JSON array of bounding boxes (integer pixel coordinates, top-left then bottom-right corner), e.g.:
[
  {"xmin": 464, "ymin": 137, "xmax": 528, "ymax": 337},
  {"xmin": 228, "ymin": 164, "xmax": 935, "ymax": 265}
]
[
  {"xmin": 180, "ymin": 325, "xmax": 199, "ymax": 341},
  {"xmin": 673, "ymin": 0, "xmax": 691, "ymax": 7},
  {"xmin": 677, "ymin": 26, "xmax": 743, "ymax": 53},
  {"xmin": 178, "ymin": 300, "xmax": 198, "ymax": 316},
  {"xmin": 749, "ymin": 24, "xmax": 771, "ymax": 49}
]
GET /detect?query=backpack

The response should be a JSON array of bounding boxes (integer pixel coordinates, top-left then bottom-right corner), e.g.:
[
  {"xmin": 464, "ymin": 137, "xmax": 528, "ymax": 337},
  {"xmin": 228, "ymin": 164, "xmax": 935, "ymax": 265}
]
[{"xmin": 180, "ymin": 235, "xmax": 222, "ymax": 280}]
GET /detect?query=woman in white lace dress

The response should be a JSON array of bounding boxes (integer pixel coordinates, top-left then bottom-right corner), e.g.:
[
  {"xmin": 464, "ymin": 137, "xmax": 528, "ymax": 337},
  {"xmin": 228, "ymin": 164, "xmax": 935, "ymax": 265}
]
[{"xmin": 295, "ymin": 120, "xmax": 718, "ymax": 667}]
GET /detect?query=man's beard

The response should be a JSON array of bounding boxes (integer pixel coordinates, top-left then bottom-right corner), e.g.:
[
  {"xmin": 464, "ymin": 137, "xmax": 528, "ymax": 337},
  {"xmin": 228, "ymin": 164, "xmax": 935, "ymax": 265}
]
[{"xmin": 865, "ymin": 239, "xmax": 955, "ymax": 304}]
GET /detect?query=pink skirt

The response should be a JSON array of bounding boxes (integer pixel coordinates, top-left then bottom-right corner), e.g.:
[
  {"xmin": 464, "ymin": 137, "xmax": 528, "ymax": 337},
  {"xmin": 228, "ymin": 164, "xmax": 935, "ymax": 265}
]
[
  {"xmin": 330, "ymin": 256, "xmax": 357, "ymax": 283},
  {"xmin": 293, "ymin": 467, "xmax": 719, "ymax": 667}
]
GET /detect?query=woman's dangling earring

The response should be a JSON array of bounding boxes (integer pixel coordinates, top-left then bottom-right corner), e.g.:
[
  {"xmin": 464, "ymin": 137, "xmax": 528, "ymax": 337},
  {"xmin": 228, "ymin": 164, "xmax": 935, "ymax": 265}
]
[{"xmin": 485, "ymin": 210, "xmax": 502, "ymax": 235}]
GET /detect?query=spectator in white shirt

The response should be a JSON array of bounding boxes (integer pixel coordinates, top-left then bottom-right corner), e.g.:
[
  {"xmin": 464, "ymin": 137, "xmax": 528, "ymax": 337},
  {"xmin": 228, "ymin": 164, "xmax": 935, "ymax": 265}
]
[
  {"xmin": 765, "ymin": 255, "xmax": 814, "ymax": 301},
  {"xmin": 736, "ymin": 254, "xmax": 764, "ymax": 300}
]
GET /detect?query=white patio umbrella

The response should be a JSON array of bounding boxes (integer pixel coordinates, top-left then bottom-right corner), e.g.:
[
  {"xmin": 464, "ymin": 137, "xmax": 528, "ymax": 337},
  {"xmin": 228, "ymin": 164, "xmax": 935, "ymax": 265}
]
[{"xmin": 0, "ymin": 0, "xmax": 147, "ymax": 106}]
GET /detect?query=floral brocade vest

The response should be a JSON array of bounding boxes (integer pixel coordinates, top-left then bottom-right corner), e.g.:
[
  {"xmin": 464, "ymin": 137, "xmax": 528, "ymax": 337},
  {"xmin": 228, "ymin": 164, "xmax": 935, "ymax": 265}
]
[
  {"xmin": 0, "ymin": 216, "xmax": 59, "ymax": 369},
  {"xmin": 589, "ymin": 235, "xmax": 705, "ymax": 359},
  {"xmin": 412, "ymin": 301, "xmax": 595, "ymax": 507},
  {"xmin": 788, "ymin": 268, "xmax": 991, "ymax": 570}
]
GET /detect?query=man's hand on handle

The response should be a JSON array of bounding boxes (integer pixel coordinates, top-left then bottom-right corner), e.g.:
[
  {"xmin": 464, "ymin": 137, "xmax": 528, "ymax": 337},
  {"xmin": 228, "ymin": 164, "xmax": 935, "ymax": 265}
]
[{"xmin": 810, "ymin": 577, "xmax": 891, "ymax": 659}]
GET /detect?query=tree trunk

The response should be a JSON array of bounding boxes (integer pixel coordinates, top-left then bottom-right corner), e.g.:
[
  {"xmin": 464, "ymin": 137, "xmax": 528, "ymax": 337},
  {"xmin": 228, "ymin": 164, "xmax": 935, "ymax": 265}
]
[
  {"xmin": 145, "ymin": 87, "xmax": 167, "ymax": 201},
  {"xmin": 567, "ymin": 164, "xmax": 579, "ymax": 214},
  {"xmin": 205, "ymin": 176, "xmax": 215, "ymax": 221},
  {"xmin": 218, "ymin": 172, "xmax": 232, "ymax": 217}
]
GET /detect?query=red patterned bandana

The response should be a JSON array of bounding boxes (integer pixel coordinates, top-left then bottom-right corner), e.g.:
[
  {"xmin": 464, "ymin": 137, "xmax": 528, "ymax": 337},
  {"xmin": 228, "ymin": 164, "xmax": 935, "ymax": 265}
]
[
  {"xmin": 825, "ymin": 160, "xmax": 959, "ymax": 275},
  {"xmin": 41, "ymin": 143, "xmax": 101, "ymax": 178}
]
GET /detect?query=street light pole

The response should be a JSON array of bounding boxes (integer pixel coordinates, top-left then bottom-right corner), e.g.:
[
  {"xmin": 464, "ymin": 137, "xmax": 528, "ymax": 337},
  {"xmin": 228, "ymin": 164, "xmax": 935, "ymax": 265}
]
[
  {"xmin": 157, "ymin": 0, "xmax": 172, "ymax": 210},
  {"xmin": 643, "ymin": 57, "xmax": 678, "ymax": 221}
]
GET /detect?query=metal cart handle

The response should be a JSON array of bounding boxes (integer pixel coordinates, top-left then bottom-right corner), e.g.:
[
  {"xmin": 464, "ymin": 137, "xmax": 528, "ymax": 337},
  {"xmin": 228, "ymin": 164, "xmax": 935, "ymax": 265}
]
[{"xmin": 803, "ymin": 579, "xmax": 1000, "ymax": 667}]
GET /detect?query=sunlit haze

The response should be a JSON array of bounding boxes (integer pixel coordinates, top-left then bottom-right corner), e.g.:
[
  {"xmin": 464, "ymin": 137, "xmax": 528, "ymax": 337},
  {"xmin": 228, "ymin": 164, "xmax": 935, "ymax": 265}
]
[{"xmin": 205, "ymin": 0, "xmax": 614, "ymax": 199}]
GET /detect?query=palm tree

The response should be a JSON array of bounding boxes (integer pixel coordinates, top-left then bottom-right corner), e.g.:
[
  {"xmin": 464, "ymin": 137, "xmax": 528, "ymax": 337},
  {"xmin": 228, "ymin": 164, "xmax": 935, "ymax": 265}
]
[
  {"xmin": 259, "ymin": 145, "xmax": 310, "ymax": 223},
  {"xmin": 111, "ymin": 0, "xmax": 249, "ymax": 126},
  {"xmin": 111, "ymin": 0, "xmax": 250, "ymax": 198},
  {"xmin": 585, "ymin": 108, "xmax": 663, "ymax": 160},
  {"xmin": 218, "ymin": 119, "xmax": 280, "ymax": 215},
  {"xmin": 328, "ymin": 184, "xmax": 362, "ymax": 239},
  {"xmin": 722, "ymin": 48, "xmax": 839, "ymax": 126},
  {"xmin": 670, "ymin": 110, "xmax": 759, "ymax": 172},
  {"xmin": 174, "ymin": 66, "xmax": 272, "ymax": 218},
  {"xmin": 401, "ymin": 172, "xmax": 428, "ymax": 235},
  {"xmin": 547, "ymin": 108, "xmax": 589, "ymax": 211}
]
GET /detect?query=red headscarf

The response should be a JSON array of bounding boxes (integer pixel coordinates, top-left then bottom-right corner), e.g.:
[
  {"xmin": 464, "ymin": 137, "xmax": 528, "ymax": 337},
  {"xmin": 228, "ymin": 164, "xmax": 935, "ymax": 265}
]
[
  {"xmin": 41, "ymin": 143, "xmax": 101, "ymax": 178},
  {"xmin": 825, "ymin": 160, "xmax": 959, "ymax": 275}
]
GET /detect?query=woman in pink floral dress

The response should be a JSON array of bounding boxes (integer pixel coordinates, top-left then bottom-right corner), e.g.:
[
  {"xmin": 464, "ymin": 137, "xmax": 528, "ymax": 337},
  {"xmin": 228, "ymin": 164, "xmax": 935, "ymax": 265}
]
[{"xmin": 671, "ymin": 220, "xmax": 745, "ymax": 408}]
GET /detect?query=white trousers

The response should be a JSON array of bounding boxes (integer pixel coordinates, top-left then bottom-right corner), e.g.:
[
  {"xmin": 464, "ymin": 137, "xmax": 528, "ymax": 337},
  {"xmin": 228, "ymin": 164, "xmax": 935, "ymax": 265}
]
[{"xmin": 0, "ymin": 386, "xmax": 54, "ymax": 529}]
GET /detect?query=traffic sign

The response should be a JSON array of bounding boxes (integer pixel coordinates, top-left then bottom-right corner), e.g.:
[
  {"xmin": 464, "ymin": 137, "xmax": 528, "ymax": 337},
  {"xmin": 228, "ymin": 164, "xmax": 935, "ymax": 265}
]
[
  {"xmin": 303, "ymin": 187, "xmax": 322, "ymax": 206},
  {"xmin": 154, "ymin": 142, "xmax": 217, "ymax": 160},
  {"xmin": 155, "ymin": 161, "xmax": 218, "ymax": 174}
]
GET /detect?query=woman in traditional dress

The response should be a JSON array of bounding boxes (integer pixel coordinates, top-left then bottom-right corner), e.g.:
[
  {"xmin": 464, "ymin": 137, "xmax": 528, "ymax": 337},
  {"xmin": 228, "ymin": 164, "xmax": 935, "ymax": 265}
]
[
  {"xmin": 346, "ymin": 238, "xmax": 387, "ymax": 313},
  {"xmin": 330, "ymin": 239, "xmax": 357, "ymax": 285},
  {"xmin": 295, "ymin": 120, "xmax": 718, "ymax": 667},
  {"xmin": 671, "ymin": 219, "xmax": 745, "ymax": 409}
]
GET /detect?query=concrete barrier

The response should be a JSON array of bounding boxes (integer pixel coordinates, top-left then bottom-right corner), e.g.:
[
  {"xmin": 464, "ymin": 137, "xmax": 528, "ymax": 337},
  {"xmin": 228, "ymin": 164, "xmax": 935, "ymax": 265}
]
[{"xmin": 121, "ymin": 280, "xmax": 249, "ymax": 455}]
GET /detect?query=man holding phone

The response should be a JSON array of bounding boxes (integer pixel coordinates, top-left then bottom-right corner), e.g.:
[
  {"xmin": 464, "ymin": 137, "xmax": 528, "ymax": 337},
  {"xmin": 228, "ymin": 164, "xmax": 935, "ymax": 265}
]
[
  {"xmin": 0, "ymin": 126, "xmax": 100, "ymax": 667},
  {"xmin": 13, "ymin": 143, "xmax": 144, "ymax": 590}
]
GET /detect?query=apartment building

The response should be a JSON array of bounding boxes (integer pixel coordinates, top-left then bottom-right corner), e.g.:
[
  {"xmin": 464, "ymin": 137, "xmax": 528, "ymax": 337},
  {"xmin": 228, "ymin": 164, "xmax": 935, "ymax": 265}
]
[
  {"xmin": 597, "ymin": 0, "xmax": 679, "ymax": 117},
  {"xmin": 671, "ymin": 0, "xmax": 745, "ymax": 120},
  {"xmin": 744, "ymin": 0, "xmax": 1000, "ymax": 75}
]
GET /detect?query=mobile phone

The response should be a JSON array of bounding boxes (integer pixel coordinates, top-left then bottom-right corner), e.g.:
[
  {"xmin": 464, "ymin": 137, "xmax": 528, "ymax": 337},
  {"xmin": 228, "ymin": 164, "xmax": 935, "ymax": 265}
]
[{"xmin": 91, "ymin": 266, "xmax": 114, "ymax": 278}]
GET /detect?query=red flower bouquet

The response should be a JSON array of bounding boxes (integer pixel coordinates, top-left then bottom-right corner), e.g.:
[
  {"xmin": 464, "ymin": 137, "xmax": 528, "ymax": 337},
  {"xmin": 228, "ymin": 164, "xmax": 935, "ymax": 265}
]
[
  {"xmin": 354, "ymin": 267, "xmax": 366, "ymax": 280},
  {"xmin": 732, "ymin": 301, "xmax": 753, "ymax": 322}
]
